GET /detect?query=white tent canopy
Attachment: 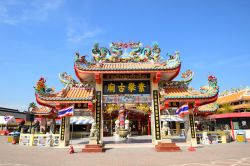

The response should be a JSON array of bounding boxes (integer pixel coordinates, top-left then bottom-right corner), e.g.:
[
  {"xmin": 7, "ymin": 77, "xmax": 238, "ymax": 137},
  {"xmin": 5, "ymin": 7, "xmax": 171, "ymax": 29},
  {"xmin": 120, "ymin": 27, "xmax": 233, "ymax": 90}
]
[
  {"xmin": 56, "ymin": 116, "xmax": 94, "ymax": 125},
  {"xmin": 0, "ymin": 116, "xmax": 17, "ymax": 125},
  {"xmin": 161, "ymin": 115, "xmax": 184, "ymax": 122}
]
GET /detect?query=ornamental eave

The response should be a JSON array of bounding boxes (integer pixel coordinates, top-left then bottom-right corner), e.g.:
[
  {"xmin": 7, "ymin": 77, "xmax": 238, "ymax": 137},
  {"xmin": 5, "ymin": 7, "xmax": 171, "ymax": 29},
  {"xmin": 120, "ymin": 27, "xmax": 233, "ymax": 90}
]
[{"xmin": 74, "ymin": 62, "xmax": 181, "ymax": 72}]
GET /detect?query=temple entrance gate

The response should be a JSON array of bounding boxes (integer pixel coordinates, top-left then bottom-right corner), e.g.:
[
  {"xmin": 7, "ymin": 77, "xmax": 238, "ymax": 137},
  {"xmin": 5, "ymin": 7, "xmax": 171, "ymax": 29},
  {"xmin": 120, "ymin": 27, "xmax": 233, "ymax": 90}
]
[{"xmin": 94, "ymin": 73, "xmax": 158, "ymax": 144}]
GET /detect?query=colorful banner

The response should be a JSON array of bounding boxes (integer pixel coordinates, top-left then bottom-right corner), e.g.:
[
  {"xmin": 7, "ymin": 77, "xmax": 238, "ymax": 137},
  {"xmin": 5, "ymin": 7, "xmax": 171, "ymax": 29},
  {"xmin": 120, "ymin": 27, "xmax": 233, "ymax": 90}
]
[
  {"xmin": 176, "ymin": 104, "xmax": 189, "ymax": 117},
  {"xmin": 57, "ymin": 106, "xmax": 74, "ymax": 118}
]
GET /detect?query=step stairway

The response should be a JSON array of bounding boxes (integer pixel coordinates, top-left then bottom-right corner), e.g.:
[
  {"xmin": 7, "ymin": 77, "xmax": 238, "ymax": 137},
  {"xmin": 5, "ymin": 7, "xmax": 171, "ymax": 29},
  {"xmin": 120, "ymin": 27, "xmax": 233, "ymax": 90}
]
[
  {"xmin": 82, "ymin": 144, "xmax": 105, "ymax": 153},
  {"xmin": 155, "ymin": 142, "xmax": 181, "ymax": 152}
]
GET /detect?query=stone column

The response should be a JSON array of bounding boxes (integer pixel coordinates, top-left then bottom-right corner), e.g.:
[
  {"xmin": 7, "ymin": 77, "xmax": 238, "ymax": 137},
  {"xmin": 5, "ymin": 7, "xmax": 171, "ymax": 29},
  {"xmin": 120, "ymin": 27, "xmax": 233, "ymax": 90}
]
[
  {"xmin": 176, "ymin": 122, "xmax": 180, "ymax": 135},
  {"xmin": 94, "ymin": 74, "xmax": 103, "ymax": 144},
  {"xmin": 150, "ymin": 74, "xmax": 161, "ymax": 144},
  {"xmin": 95, "ymin": 91, "xmax": 102, "ymax": 144},
  {"xmin": 59, "ymin": 117, "xmax": 70, "ymax": 147},
  {"xmin": 186, "ymin": 105, "xmax": 197, "ymax": 147},
  {"xmin": 40, "ymin": 118, "xmax": 47, "ymax": 133}
]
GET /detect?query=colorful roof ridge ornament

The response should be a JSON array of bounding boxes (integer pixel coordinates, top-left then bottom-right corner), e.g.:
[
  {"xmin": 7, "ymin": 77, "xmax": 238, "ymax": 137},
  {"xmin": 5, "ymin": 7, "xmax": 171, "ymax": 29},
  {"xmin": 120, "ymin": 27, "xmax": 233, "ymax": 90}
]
[
  {"xmin": 58, "ymin": 72, "xmax": 78, "ymax": 86},
  {"xmin": 181, "ymin": 69, "xmax": 194, "ymax": 85},
  {"xmin": 160, "ymin": 75, "xmax": 219, "ymax": 107},
  {"xmin": 75, "ymin": 42, "xmax": 179, "ymax": 64},
  {"xmin": 34, "ymin": 77, "xmax": 55, "ymax": 95},
  {"xmin": 200, "ymin": 75, "xmax": 219, "ymax": 94}
]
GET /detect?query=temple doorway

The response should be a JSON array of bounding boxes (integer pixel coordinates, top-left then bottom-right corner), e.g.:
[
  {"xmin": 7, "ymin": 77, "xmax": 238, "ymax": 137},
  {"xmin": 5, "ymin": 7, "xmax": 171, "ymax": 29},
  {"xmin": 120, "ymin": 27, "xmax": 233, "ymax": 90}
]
[
  {"xmin": 103, "ymin": 111, "xmax": 150, "ymax": 137},
  {"xmin": 102, "ymin": 103, "xmax": 152, "ymax": 144}
]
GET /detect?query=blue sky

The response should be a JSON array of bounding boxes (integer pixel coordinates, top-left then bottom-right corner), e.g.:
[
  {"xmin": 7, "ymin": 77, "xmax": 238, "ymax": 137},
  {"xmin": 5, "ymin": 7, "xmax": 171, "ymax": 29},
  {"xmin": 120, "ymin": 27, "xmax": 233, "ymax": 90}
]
[{"xmin": 0, "ymin": 0, "xmax": 250, "ymax": 110}]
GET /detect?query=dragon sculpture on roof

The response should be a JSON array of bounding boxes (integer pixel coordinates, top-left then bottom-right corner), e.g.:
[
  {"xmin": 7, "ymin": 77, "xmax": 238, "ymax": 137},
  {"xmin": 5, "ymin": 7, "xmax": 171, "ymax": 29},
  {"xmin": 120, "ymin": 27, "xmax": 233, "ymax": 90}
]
[
  {"xmin": 87, "ymin": 42, "xmax": 163, "ymax": 63},
  {"xmin": 34, "ymin": 77, "xmax": 55, "ymax": 95},
  {"xmin": 58, "ymin": 72, "xmax": 77, "ymax": 86},
  {"xmin": 181, "ymin": 69, "xmax": 194, "ymax": 85},
  {"xmin": 74, "ymin": 42, "xmax": 181, "ymax": 70},
  {"xmin": 200, "ymin": 75, "xmax": 219, "ymax": 94}
]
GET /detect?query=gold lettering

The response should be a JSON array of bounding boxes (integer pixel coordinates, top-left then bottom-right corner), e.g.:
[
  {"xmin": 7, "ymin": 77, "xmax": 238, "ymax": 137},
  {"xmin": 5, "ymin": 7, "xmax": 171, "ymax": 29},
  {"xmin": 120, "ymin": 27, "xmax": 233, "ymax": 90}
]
[
  {"xmin": 118, "ymin": 83, "xmax": 126, "ymax": 92},
  {"xmin": 138, "ymin": 82, "xmax": 146, "ymax": 93},
  {"xmin": 128, "ymin": 82, "xmax": 136, "ymax": 93},
  {"xmin": 107, "ymin": 83, "xmax": 116, "ymax": 93}
]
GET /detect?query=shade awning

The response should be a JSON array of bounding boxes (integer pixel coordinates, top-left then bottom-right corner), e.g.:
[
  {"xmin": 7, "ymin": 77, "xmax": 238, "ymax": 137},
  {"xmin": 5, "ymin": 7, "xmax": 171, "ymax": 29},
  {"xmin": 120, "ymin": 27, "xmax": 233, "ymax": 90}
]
[
  {"xmin": 56, "ymin": 116, "xmax": 94, "ymax": 125},
  {"xmin": 161, "ymin": 115, "xmax": 184, "ymax": 122},
  {"xmin": 207, "ymin": 112, "xmax": 250, "ymax": 119},
  {"xmin": 0, "ymin": 116, "xmax": 16, "ymax": 125}
]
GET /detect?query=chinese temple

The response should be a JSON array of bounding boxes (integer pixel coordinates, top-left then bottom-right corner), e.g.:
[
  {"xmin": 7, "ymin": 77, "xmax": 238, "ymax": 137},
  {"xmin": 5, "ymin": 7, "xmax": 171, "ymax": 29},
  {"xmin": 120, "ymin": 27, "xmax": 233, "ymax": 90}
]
[
  {"xmin": 33, "ymin": 42, "xmax": 219, "ymax": 151},
  {"xmin": 208, "ymin": 87, "xmax": 250, "ymax": 141},
  {"xmin": 217, "ymin": 87, "xmax": 250, "ymax": 112}
]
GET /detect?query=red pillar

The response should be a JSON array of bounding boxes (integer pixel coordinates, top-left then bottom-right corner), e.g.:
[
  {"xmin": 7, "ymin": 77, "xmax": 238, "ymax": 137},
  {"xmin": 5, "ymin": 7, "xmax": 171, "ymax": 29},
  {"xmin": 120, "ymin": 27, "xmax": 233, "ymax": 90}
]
[
  {"xmin": 148, "ymin": 113, "xmax": 151, "ymax": 136},
  {"xmin": 230, "ymin": 118, "xmax": 235, "ymax": 140}
]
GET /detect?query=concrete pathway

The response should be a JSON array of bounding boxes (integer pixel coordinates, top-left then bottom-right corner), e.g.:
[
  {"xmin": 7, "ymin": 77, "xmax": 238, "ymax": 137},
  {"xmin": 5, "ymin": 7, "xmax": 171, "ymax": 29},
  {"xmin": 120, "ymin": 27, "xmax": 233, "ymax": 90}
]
[{"xmin": 1, "ymin": 136, "xmax": 250, "ymax": 166}]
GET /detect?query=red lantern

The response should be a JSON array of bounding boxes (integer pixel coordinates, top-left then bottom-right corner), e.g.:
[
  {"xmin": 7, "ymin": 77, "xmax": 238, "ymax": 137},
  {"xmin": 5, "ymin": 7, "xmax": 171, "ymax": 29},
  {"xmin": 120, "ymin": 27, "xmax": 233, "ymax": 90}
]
[
  {"xmin": 164, "ymin": 101, "xmax": 169, "ymax": 109},
  {"xmin": 88, "ymin": 102, "xmax": 93, "ymax": 110}
]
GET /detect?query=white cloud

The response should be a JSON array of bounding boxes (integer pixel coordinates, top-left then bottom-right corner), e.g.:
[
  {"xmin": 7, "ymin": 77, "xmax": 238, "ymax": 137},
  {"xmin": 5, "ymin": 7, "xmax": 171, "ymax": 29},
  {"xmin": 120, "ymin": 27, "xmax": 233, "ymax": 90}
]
[
  {"xmin": 65, "ymin": 16, "xmax": 105, "ymax": 44},
  {"xmin": 0, "ymin": 0, "xmax": 64, "ymax": 25},
  {"xmin": 67, "ymin": 27, "xmax": 104, "ymax": 43}
]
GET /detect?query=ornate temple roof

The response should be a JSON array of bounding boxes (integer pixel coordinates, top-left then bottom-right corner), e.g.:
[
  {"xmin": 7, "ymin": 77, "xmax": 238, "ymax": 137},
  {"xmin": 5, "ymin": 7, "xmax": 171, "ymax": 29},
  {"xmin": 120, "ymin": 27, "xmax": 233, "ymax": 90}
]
[
  {"xmin": 36, "ymin": 87, "xmax": 94, "ymax": 102},
  {"xmin": 197, "ymin": 103, "xmax": 219, "ymax": 113},
  {"xmin": 31, "ymin": 106, "xmax": 53, "ymax": 115},
  {"xmin": 75, "ymin": 62, "xmax": 180, "ymax": 72},
  {"xmin": 216, "ymin": 88, "xmax": 250, "ymax": 111},
  {"xmin": 35, "ymin": 76, "xmax": 94, "ymax": 109},
  {"xmin": 217, "ymin": 88, "xmax": 250, "ymax": 105},
  {"xmin": 160, "ymin": 75, "xmax": 219, "ymax": 106},
  {"xmin": 34, "ymin": 41, "xmax": 219, "ymax": 112},
  {"xmin": 74, "ymin": 42, "xmax": 181, "ymax": 81}
]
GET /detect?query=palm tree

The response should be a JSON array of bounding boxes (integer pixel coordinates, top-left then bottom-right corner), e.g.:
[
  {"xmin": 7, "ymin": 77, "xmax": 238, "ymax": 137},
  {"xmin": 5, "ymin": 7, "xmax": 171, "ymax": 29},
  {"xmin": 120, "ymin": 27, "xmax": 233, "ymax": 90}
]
[{"xmin": 28, "ymin": 102, "xmax": 37, "ymax": 112}]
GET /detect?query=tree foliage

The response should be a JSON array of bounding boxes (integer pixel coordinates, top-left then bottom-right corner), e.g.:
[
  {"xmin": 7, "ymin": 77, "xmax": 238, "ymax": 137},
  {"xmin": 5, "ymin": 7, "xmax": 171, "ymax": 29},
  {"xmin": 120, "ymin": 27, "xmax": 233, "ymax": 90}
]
[{"xmin": 217, "ymin": 103, "xmax": 234, "ymax": 114}]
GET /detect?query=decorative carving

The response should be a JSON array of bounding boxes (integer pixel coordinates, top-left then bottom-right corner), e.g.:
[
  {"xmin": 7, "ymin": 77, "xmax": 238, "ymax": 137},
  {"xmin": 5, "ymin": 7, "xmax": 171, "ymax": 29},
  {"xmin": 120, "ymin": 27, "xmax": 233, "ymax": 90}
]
[
  {"xmin": 161, "ymin": 121, "xmax": 171, "ymax": 137},
  {"xmin": 151, "ymin": 42, "xmax": 161, "ymax": 61},
  {"xmin": 164, "ymin": 51, "xmax": 181, "ymax": 68},
  {"xmin": 58, "ymin": 72, "xmax": 77, "ymax": 86},
  {"xmin": 34, "ymin": 77, "xmax": 55, "ymax": 95},
  {"xmin": 89, "ymin": 122, "xmax": 99, "ymax": 138},
  {"xmin": 181, "ymin": 69, "xmax": 194, "ymax": 85},
  {"xmin": 200, "ymin": 75, "xmax": 218, "ymax": 94}
]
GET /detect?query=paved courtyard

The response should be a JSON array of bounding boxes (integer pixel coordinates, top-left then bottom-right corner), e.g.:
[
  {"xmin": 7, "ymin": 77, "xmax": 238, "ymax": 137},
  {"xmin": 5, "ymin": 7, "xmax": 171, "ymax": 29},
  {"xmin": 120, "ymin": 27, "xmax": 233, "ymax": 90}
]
[{"xmin": 0, "ymin": 136, "xmax": 250, "ymax": 166}]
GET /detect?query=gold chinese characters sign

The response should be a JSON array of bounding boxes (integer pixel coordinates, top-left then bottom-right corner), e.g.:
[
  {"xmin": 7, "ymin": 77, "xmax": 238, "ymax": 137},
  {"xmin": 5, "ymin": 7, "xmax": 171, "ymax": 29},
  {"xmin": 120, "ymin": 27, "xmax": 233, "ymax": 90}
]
[
  {"xmin": 103, "ymin": 81, "xmax": 150, "ymax": 95},
  {"xmin": 189, "ymin": 114, "xmax": 196, "ymax": 139},
  {"xmin": 95, "ymin": 91, "xmax": 101, "ymax": 141},
  {"xmin": 60, "ymin": 117, "xmax": 65, "ymax": 141},
  {"xmin": 74, "ymin": 103, "xmax": 89, "ymax": 109},
  {"xmin": 153, "ymin": 90, "xmax": 161, "ymax": 140}
]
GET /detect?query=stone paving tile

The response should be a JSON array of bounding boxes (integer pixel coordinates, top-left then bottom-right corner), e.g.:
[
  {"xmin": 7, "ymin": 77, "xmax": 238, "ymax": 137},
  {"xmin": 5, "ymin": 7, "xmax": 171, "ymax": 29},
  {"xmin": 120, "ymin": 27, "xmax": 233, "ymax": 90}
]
[
  {"xmin": 1, "ymin": 136, "xmax": 250, "ymax": 166},
  {"xmin": 170, "ymin": 157, "xmax": 250, "ymax": 166}
]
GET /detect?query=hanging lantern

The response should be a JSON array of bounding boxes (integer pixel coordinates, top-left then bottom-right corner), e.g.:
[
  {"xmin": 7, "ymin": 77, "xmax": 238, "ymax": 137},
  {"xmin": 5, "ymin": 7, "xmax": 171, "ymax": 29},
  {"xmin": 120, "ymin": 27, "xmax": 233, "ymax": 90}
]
[{"xmin": 88, "ymin": 101, "xmax": 93, "ymax": 110}]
